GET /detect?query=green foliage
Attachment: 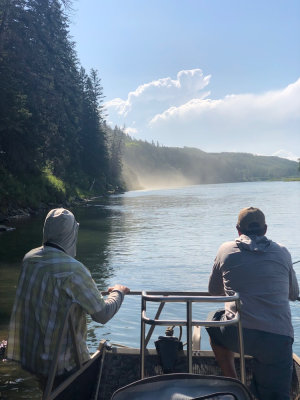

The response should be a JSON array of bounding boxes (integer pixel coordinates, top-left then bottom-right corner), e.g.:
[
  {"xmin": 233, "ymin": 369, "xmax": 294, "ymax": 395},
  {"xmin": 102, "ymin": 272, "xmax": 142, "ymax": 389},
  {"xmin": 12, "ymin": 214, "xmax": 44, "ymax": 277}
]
[
  {"xmin": 43, "ymin": 168, "xmax": 66, "ymax": 195},
  {"xmin": 0, "ymin": 0, "xmax": 122, "ymax": 212},
  {"xmin": 0, "ymin": 167, "xmax": 64, "ymax": 213},
  {"xmin": 105, "ymin": 125, "xmax": 125, "ymax": 190}
]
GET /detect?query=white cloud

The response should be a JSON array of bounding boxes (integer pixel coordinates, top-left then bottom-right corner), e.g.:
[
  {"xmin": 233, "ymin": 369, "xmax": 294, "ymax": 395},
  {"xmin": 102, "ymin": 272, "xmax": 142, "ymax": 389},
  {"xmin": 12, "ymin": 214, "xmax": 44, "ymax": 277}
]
[
  {"xmin": 106, "ymin": 69, "xmax": 210, "ymax": 115},
  {"xmin": 124, "ymin": 127, "xmax": 138, "ymax": 135},
  {"xmin": 105, "ymin": 70, "xmax": 300, "ymax": 156},
  {"xmin": 105, "ymin": 68, "xmax": 210, "ymax": 134},
  {"xmin": 272, "ymin": 150, "xmax": 299, "ymax": 161}
]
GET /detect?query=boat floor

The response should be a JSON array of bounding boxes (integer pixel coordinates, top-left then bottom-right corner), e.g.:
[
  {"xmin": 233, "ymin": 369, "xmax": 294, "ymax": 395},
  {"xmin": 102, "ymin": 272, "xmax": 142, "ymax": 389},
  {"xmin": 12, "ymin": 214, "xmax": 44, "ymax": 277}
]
[
  {"xmin": 97, "ymin": 348, "xmax": 300, "ymax": 400},
  {"xmin": 1, "ymin": 348, "xmax": 299, "ymax": 399}
]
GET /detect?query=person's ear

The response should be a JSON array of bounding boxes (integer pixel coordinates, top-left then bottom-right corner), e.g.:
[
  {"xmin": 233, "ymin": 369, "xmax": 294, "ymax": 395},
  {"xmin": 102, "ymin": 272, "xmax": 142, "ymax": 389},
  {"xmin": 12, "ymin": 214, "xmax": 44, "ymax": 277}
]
[{"xmin": 236, "ymin": 225, "xmax": 242, "ymax": 236}]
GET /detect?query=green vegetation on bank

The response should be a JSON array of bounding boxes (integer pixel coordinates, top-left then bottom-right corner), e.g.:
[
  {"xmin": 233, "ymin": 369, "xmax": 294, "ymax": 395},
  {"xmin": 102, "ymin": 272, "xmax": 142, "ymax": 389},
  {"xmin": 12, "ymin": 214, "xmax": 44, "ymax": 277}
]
[{"xmin": 0, "ymin": 0, "xmax": 124, "ymax": 214}]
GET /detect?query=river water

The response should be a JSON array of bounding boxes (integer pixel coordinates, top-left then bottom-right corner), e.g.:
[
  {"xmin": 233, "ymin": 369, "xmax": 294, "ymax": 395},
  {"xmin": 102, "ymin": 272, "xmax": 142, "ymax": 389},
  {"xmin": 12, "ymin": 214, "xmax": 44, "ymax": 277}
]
[{"xmin": 1, "ymin": 181, "xmax": 300, "ymax": 396}]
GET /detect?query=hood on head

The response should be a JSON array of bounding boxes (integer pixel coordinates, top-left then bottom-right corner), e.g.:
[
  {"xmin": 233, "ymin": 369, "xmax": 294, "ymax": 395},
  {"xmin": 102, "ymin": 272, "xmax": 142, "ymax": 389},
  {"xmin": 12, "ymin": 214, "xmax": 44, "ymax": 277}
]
[
  {"xmin": 43, "ymin": 208, "xmax": 79, "ymax": 257},
  {"xmin": 235, "ymin": 234, "xmax": 270, "ymax": 253}
]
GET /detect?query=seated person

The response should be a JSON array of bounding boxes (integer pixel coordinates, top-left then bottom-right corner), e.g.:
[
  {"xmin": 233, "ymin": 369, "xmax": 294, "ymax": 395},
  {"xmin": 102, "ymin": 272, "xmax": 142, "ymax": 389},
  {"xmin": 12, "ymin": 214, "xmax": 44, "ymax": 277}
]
[
  {"xmin": 206, "ymin": 207, "xmax": 299, "ymax": 400},
  {"xmin": 7, "ymin": 208, "xmax": 130, "ymax": 389}
]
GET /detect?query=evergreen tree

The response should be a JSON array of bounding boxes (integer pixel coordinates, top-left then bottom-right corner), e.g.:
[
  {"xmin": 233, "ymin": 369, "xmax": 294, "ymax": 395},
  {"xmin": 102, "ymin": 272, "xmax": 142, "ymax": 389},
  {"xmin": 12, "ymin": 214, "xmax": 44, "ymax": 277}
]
[
  {"xmin": 106, "ymin": 126, "xmax": 125, "ymax": 188},
  {"xmin": 25, "ymin": 0, "xmax": 82, "ymax": 177},
  {"xmin": 0, "ymin": 0, "xmax": 39, "ymax": 174},
  {"xmin": 78, "ymin": 68, "xmax": 109, "ymax": 189},
  {"xmin": 0, "ymin": 0, "xmax": 123, "ymax": 211}
]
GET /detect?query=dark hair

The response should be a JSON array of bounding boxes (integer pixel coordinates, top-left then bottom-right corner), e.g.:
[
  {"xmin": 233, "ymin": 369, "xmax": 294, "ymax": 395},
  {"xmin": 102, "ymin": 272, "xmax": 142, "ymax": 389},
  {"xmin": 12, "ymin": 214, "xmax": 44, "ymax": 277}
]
[{"xmin": 239, "ymin": 222, "xmax": 265, "ymax": 237}]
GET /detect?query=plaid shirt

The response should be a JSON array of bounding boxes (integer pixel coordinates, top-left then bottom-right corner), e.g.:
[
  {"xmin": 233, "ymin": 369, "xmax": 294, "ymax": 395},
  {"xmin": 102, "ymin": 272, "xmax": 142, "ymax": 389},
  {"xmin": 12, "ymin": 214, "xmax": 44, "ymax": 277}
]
[{"xmin": 7, "ymin": 246, "xmax": 105, "ymax": 376}]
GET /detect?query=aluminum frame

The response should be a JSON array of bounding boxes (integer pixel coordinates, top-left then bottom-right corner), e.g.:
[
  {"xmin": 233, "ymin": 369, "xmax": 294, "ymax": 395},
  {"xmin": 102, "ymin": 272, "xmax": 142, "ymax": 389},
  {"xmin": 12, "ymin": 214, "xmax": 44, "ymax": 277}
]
[{"xmin": 140, "ymin": 291, "xmax": 245, "ymax": 384}]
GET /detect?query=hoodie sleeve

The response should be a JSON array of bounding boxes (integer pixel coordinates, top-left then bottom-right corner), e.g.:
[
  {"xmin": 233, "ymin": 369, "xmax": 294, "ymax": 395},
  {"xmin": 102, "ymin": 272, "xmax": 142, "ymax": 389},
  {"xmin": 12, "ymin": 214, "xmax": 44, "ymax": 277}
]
[
  {"xmin": 64, "ymin": 263, "xmax": 125, "ymax": 323},
  {"xmin": 91, "ymin": 290, "xmax": 124, "ymax": 324},
  {"xmin": 64, "ymin": 263, "xmax": 106, "ymax": 315},
  {"xmin": 289, "ymin": 266, "xmax": 299, "ymax": 301},
  {"xmin": 281, "ymin": 246, "xmax": 299, "ymax": 301},
  {"xmin": 208, "ymin": 255, "xmax": 225, "ymax": 296}
]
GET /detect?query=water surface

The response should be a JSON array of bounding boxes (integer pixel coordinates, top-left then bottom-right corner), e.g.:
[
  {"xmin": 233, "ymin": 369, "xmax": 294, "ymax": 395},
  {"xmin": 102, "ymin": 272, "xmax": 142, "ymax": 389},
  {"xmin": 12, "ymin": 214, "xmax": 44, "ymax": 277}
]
[{"xmin": 1, "ymin": 181, "xmax": 300, "ymax": 395}]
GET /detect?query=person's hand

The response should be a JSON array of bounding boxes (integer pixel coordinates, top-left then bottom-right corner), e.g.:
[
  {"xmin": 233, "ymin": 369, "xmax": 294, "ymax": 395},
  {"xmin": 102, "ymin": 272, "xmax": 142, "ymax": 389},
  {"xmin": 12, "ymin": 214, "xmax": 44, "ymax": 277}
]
[{"xmin": 108, "ymin": 284, "xmax": 130, "ymax": 295}]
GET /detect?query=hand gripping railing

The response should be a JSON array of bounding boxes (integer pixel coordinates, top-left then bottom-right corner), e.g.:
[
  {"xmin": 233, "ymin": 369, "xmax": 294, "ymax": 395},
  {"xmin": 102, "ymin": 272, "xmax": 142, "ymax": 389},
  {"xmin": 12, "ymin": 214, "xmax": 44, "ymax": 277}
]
[{"xmin": 140, "ymin": 291, "xmax": 245, "ymax": 384}]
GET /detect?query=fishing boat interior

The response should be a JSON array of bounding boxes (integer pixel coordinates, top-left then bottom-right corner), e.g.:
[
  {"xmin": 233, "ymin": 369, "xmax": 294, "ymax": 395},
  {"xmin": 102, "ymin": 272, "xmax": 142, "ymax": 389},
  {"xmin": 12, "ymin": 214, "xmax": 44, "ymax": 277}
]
[{"xmin": 39, "ymin": 291, "xmax": 300, "ymax": 400}]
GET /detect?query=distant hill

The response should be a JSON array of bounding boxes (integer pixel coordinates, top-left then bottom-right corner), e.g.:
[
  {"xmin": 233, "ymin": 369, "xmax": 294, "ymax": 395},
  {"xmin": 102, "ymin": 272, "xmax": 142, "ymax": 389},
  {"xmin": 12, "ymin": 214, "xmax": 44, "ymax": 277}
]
[{"xmin": 122, "ymin": 137, "xmax": 299, "ymax": 190}]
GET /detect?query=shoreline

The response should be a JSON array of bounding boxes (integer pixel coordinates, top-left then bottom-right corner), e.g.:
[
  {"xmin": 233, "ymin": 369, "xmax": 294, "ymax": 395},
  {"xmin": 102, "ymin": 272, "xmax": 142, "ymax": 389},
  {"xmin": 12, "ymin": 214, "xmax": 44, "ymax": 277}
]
[
  {"xmin": 0, "ymin": 197, "xmax": 100, "ymax": 229},
  {"xmin": 1, "ymin": 178, "xmax": 299, "ymax": 228}
]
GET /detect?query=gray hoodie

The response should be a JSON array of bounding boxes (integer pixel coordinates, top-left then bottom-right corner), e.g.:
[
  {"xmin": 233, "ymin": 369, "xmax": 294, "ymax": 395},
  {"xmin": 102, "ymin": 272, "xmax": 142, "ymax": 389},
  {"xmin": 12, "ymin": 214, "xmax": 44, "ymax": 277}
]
[
  {"xmin": 209, "ymin": 235, "xmax": 299, "ymax": 338},
  {"xmin": 43, "ymin": 208, "xmax": 79, "ymax": 257}
]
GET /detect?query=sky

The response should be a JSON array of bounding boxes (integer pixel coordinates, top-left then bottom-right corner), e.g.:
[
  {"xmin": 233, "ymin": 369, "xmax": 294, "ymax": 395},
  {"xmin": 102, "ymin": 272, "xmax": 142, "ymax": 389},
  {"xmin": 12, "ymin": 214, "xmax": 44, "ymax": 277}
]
[{"xmin": 69, "ymin": 0, "xmax": 300, "ymax": 159}]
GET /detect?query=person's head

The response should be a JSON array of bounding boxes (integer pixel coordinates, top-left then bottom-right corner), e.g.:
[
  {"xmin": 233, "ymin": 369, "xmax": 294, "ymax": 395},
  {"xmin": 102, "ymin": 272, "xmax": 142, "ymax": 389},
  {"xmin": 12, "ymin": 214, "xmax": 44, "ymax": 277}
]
[
  {"xmin": 236, "ymin": 207, "xmax": 267, "ymax": 237},
  {"xmin": 43, "ymin": 208, "xmax": 79, "ymax": 257}
]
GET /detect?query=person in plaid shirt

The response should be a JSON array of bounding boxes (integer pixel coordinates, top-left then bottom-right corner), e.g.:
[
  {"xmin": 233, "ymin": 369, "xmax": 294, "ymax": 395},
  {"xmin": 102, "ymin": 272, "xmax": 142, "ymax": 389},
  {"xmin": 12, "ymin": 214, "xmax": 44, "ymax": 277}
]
[{"xmin": 7, "ymin": 208, "xmax": 129, "ymax": 388}]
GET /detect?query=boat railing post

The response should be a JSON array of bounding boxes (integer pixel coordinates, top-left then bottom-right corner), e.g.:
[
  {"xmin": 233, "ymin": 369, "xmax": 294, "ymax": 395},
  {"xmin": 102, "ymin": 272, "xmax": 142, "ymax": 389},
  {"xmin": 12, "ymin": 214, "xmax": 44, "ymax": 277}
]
[
  {"xmin": 186, "ymin": 300, "xmax": 193, "ymax": 373},
  {"xmin": 140, "ymin": 291, "xmax": 146, "ymax": 379},
  {"xmin": 139, "ymin": 291, "xmax": 245, "ymax": 384},
  {"xmin": 145, "ymin": 302, "xmax": 165, "ymax": 347},
  {"xmin": 93, "ymin": 341, "xmax": 108, "ymax": 400},
  {"xmin": 68, "ymin": 311, "xmax": 82, "ymax": 368},
  {"xmin": 43, "ymin": 303, "xmax": 77, "ymax": 400},
  {"xmin": 236, "ymin": 296, "xmax": 246, "ymax": 385}
]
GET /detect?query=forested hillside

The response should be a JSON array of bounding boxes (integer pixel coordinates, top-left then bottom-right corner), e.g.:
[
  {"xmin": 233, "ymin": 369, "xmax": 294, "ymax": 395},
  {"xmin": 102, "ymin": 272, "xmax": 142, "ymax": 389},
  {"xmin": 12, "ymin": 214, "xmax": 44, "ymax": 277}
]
[
  {"xmin": 0, "ymin": 1, "xmax": 298, "ymax": 215},
  {"xmin": 122, "ymin": 136, "xmax": 299, "ymax": 190},
  {"xmin": 0, "ymin": 0, "xmax": 124, "ymax": 214}
]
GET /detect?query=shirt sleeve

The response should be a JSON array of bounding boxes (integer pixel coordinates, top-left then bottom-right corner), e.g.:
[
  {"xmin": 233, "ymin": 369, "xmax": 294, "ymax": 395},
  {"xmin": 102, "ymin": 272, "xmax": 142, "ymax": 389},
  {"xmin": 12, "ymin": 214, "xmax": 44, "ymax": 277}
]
[
  {"xmin": 208, "ymin": 254, "xmax": 225, "ymax": 296},
  {"xmin": 282, "ymin": 247, "xmax": 300, "ymax": 301},
  {"xmin": 64, "ymin": 264, "xmax": 106, "ymax": 315},
  {"xmin": 289, "ymin": 265, "xmax": 299, "ymax": 301},
  {"xmin": 91, "ymin": 290, "xmax": 124, "ymax": 324}
]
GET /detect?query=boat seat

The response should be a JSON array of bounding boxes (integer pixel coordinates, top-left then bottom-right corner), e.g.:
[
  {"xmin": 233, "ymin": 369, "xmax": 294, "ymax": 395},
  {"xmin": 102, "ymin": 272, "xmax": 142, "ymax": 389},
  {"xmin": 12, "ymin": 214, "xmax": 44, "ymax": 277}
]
[{"xmin": 110, "ymin": 373, "xmax": 253, "ymax": 400}]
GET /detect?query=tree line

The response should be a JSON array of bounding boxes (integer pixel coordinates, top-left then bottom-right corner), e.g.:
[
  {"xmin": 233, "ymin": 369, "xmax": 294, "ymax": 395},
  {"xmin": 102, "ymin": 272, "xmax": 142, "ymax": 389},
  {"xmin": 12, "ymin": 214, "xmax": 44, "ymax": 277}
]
[
  {"xmin": 0, "ymin": 0, "xmax": 124, "ymax": 213},
  {"xmin": 122, "ymin": 136, "xmax": 299, "ymax": 190}
]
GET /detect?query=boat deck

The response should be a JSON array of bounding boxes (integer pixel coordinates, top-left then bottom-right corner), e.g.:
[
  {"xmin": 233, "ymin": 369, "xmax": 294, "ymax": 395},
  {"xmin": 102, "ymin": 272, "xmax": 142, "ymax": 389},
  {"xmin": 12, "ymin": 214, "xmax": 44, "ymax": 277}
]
[{"xmin": 98, "ymin": 347, "xmax": 300, "ymax": 400}]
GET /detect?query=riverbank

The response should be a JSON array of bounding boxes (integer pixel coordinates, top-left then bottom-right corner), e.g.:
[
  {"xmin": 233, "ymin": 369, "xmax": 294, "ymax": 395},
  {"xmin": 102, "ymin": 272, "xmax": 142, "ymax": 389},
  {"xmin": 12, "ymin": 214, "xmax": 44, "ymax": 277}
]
[
  {"xmin": 0, "ymin": 163, "xmax": 126, "ymax": 224},
  {"xmin": 0, "ymin": 197, "xmax": 85, "ymax": 227},
  {"xmin": 0, "ymin": 188, "xmax": 125, "ymax": 228},
  {"xmin": 283, "ymin": 177, "xmax": 300, "ymax": 181}
]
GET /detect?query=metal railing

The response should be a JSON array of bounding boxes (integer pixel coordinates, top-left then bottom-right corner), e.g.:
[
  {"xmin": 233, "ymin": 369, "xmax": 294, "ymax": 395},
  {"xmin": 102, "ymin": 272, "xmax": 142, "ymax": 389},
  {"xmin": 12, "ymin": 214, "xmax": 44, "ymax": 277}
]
[{"xmin": 140, "ymin": 291, "xmax": 246, "ymax": 384}]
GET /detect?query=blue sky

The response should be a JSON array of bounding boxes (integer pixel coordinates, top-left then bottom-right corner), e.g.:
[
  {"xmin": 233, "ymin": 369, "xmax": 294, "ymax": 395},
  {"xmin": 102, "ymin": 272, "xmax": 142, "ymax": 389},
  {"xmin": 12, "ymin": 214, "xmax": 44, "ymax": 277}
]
[{"xmin": 69, "ymin": 0, "xmax": 300, "ymax": 159}]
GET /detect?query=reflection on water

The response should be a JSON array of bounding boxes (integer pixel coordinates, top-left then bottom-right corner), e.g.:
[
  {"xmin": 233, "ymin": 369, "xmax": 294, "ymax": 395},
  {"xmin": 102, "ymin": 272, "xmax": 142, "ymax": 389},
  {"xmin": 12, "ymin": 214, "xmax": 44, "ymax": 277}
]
[
  {"xmin": 0, "ymin": 215, "xmax": 45, "ymax": 339},
  {"xmin": 0, "ymin": 360, "xmax": 42, "ymax": 399},
  {"xmin": 1, "ymin": 181, "xmax": 300, "ymax": 397},
  {"xmin": 91, "ymin": 182, "xmax": 300, "ymax": 352}
]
